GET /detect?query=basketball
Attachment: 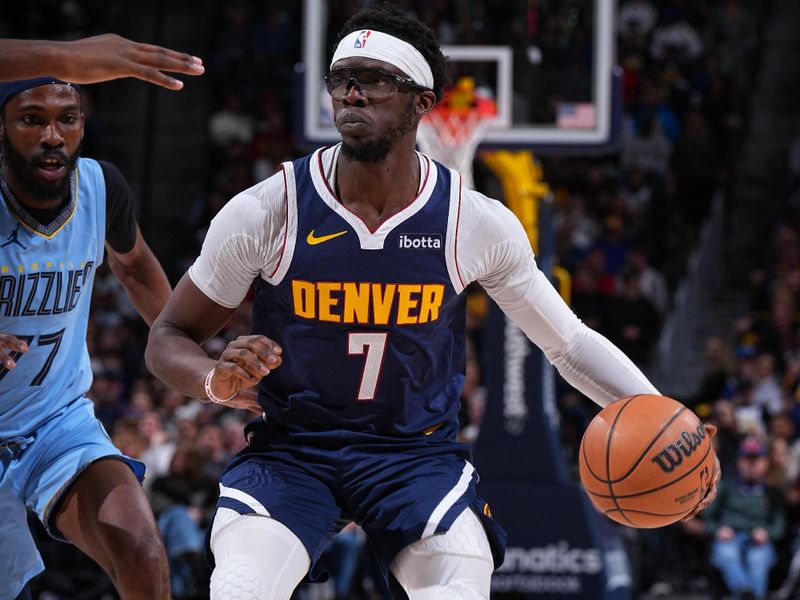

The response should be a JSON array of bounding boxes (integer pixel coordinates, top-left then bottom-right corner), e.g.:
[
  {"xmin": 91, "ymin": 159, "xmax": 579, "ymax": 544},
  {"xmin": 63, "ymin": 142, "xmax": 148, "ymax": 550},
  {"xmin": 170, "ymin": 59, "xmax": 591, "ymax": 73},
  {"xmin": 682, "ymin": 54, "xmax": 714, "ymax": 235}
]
[{"xmin": 578, "ymin": 394, "xmax": 716, "ymax": 528}]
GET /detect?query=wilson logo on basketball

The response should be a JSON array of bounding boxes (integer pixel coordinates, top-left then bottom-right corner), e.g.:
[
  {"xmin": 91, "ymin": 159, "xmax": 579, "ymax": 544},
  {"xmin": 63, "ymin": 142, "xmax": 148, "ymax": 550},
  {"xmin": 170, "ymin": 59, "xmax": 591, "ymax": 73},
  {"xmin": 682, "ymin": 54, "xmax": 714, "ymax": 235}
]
[{"xmin": 650, "ymin": 424, "xmax": 708, "ymax": 473}]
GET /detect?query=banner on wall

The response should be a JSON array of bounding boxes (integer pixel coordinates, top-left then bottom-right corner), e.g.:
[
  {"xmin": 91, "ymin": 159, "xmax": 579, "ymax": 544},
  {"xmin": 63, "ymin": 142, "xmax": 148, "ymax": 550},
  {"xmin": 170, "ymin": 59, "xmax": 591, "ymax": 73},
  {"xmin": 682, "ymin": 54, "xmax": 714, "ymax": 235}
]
[{"xmin": 475, "ymin": 303, "xmax": 632, "ymax": 599}]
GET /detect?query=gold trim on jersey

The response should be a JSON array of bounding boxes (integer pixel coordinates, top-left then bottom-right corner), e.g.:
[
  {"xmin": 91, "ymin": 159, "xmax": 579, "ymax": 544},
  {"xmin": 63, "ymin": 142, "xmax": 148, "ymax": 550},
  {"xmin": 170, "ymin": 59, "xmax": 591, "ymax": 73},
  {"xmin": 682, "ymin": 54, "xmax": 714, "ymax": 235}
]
[{"xmin": 1, "ymin": 165, "xmax": 79, "ymax": 239}]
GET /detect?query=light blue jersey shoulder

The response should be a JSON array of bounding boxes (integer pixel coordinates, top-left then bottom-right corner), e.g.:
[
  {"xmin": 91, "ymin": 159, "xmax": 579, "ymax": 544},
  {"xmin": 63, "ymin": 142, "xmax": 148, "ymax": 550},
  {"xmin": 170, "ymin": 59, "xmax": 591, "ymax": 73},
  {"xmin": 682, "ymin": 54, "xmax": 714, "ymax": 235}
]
[{"xmin": 0, "ymin": 157, "xmax": 106, "ymax": 437}]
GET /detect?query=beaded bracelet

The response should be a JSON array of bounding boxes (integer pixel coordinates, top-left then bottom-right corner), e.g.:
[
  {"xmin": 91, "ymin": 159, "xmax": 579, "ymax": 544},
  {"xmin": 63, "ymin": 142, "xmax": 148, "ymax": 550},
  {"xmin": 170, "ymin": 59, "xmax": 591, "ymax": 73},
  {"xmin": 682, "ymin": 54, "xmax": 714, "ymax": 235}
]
[{"xmin": 204, "ymin": 369, "xmax": 236, "ymax": 404}]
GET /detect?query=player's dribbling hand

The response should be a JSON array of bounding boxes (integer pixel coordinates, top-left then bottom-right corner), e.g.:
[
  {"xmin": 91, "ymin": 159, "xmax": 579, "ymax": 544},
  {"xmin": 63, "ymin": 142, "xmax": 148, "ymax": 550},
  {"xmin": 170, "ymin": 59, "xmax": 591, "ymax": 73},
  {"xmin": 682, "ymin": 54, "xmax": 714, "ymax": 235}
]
[
  {"xmin": 0, "ymin": 333, "xmax": 28, "ymax": 370},
  {"xmin": 682, "ymin": 423, "xmax": 721, "ymax": 521},
  {"xmin": 208, "ymin": 335, "xmax": 282, "ymax": 410}
]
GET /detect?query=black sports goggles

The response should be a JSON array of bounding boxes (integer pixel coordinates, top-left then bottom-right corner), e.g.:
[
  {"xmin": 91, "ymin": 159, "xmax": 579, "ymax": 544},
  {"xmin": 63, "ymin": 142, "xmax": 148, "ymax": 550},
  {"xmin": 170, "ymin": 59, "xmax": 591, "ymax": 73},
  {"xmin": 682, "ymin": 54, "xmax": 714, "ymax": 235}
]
[{"xmin": 324, "ymin": 67, "xmax": 429, "ymax": 101}]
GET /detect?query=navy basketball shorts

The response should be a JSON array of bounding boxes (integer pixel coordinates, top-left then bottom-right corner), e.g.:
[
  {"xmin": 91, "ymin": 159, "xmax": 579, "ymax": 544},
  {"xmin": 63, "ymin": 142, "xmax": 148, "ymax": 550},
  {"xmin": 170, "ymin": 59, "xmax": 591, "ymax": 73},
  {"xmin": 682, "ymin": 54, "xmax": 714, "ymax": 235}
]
[{"xmin": 210, "ymin": 418, "xmax": 507, "ymax": 579}]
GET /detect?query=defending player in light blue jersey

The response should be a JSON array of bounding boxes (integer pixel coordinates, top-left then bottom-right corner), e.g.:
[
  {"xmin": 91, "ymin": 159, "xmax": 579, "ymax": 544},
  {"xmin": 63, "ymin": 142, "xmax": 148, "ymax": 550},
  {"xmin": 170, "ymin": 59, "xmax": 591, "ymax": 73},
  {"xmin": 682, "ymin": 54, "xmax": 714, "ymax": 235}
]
[{"xmin": 0, "ymin": 78, "xmax": 172, "ymax": 600}]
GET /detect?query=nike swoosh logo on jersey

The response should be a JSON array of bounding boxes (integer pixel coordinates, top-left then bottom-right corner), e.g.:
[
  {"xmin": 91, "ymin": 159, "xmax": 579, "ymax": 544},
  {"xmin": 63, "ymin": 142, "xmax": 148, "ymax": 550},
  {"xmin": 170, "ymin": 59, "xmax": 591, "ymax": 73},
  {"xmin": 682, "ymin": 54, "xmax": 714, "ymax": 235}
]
[{"xmin": 306, "ymin": 229, "xmax": 348, "ymax": 245}]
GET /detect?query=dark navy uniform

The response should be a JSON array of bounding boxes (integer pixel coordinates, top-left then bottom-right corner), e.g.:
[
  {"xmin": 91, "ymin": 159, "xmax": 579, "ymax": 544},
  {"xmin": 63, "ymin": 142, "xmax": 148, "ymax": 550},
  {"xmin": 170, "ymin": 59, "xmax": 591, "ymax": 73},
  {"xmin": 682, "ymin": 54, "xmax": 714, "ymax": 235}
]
[{"xmin": 214, "ymin": 148, "xmax": 506, "ymax": 577}]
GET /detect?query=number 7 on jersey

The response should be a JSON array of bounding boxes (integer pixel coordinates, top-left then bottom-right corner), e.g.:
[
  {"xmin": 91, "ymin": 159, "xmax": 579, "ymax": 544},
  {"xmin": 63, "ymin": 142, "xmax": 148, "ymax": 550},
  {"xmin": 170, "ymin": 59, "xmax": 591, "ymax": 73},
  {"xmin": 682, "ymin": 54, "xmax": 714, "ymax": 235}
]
[{"xmin": 348, "ymin": 332, "xmax": 388, "ymax": 401}]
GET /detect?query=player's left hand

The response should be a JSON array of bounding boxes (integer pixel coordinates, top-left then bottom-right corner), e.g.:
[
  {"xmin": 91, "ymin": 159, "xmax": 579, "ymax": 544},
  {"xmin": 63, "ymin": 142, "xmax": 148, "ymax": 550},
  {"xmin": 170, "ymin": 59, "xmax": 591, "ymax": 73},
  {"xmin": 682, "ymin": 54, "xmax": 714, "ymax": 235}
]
[
  {"xmin": 214, "ymin": 388, "xmax": 263, "ymax": 415},
  {"xmin": 682, "ymin": 423, "xmax": 721, "ymax": 521}
]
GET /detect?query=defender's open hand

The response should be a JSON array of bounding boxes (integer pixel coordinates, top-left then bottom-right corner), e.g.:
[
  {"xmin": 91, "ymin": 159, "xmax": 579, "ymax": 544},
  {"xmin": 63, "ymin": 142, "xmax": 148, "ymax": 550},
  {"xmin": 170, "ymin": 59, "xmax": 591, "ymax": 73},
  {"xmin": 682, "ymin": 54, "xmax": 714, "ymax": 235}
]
[{"xmin": 48, "ymin": 34, "xmax": 204, "ymax": 89}]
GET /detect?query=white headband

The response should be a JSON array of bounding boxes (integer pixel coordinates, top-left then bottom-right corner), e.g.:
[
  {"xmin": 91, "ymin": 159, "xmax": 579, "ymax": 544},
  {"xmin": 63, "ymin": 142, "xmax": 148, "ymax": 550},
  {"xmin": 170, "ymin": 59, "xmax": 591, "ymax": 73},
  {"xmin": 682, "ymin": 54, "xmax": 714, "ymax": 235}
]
[{"xmin": 330, "ymin": 30, "xmax": 434, "ymax": 90}]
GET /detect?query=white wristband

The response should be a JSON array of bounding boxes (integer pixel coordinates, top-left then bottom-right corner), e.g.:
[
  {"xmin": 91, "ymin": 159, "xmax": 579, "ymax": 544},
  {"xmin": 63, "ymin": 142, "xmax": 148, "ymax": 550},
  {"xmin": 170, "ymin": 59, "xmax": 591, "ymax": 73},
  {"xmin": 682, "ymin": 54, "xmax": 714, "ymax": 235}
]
[{"xmin": 204, "ymin": 369, "xmax": 236, "ymax": 404}]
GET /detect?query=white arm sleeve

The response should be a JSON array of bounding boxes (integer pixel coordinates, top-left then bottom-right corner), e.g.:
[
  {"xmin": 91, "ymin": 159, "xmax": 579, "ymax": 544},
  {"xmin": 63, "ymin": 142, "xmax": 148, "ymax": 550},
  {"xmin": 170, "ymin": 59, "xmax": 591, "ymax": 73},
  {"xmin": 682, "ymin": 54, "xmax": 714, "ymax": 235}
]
[
  {"xmin": 188, "ymin": 171, "xmax": 288, "ymax": 308},
  {"xmin": 458, "ymin": 190, "xmax": 659, "ymax": 407}
]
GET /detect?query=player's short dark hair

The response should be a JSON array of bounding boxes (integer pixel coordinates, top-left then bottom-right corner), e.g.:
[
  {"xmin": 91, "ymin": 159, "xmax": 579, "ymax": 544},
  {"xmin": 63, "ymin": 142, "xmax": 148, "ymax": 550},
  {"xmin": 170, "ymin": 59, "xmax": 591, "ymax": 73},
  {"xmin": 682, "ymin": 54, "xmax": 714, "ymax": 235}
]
[{"xmin": 337, "ymin": 3, "xmax": 449, "ymax": 101}]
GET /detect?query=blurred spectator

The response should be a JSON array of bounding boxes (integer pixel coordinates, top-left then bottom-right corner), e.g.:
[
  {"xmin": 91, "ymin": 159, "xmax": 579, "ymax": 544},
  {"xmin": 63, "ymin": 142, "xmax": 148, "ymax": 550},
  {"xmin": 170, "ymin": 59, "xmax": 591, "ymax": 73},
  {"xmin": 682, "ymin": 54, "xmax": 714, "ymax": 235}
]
[
  {"xmin": 604, "ymin": 267, "xmax": 661, "ymax": 366},
  {"xmin": 650, "ymin": 14, "xmax": 704, "ymax": 63},
  {"xmin": 701, "ymin": 437, "xmax": 786, "ymax": 600},
  {"xmin": 197, "ymin": 423, "xmax": 229, "ymax": 481},
  {"xmin": 705, "ymin": 0, "xmax": 756, "ymax": 91},
  {"xmin": 671, "ymin": 111, "xmax": 719, "ymax": 232},
  {"xmin": 618, "ymin": 168, "xmax": 655, "ymax": 228},
  {"xmin": 593, "ymin": 214, "xmax": 630, "ymax": 276},
  {"xmin": 149, "ymin": 444, "xmax": 218, "ymax": 599},
  {"xmin": 555, "ymin": 193, "xmax": 601, "ymax": 263},
  {"xmin": 570, "ymin": 264, "xmax": 610, "ymax": 332},
  {"xmin": 625, "ymin": 244, "xmax": 670, "ymax": 316},
  {"xmin": 221, "ymin": 413, "xmax": 249, "ymax": 455},
  {"xmin": 750, "ymin": 354, "xmax": 786, "ymax": 417},
  {"xmin": 618, "ymin": 0, "xmax": 658, "ymax": 37},
  {"xmin": 458, "ymin": 339, "xmax": 487, "ymax": 444},
  {"xmin": 734, "ymin": 381, "xmax": 768, "ymax": 438},
  {"xmin": 139, "ymin": 410, "xmax": 177, "ymax": 486},
  {"xmin": 768, "ymin": 413, "xmax": 800, "ymax": 484},
  {"xmin": 323, "ymin": 523, "xmax": 362, "ymax": 600},
  {"xmin": 88, "ymin": 371, "xmax": 126, "ymax": 432},
  {"xmin": 209, "ymin": 92, "xmax": 254, "ymax": 147},
  {"xmin": 710, "ymin": 399, "xmax": 743, "ymax": 478},
  {"xmin": 684, "ymin": 336, "xmax": 736, "ymax": 412},
  {"xmin": 621, "ymin": 113, "xmax": 673, "ymax": 176},
  {"xmin": 766, "ymin": 436, "xmax": 792, "ymax": 491}
]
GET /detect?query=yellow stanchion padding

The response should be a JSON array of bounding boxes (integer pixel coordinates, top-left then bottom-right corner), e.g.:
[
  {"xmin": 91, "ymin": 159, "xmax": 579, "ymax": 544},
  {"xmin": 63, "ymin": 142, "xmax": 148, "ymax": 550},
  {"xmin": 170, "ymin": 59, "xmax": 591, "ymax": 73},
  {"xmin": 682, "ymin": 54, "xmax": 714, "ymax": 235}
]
[
  {"xmin": 550, "ymin": 265, "xmax": 572, "ymax": 305},
  {"xmin": 480, "ymin": 150, "xmax": 549, "ymax": 253}
]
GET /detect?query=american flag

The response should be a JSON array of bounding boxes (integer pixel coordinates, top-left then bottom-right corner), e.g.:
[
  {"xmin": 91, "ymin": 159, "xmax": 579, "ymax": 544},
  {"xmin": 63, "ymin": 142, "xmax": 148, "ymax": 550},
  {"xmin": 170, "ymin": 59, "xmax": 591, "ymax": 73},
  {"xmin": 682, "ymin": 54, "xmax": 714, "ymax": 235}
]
[{"xmin": 556, "ymin": 102, "xmax": 596, "ymax": 129}]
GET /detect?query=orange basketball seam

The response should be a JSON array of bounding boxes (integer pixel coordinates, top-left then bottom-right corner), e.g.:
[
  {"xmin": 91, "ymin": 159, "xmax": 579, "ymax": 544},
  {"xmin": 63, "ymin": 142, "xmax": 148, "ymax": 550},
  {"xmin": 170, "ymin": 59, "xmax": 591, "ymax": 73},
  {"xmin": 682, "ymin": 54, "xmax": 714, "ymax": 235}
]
[
  {"xmin": 580, "ymin": 431, "xmax": 608, "ymax": 483},
  {"xmin": 605, "ymin": 395, "xmax": 640, "ymax": 526},
  {"xmin": 583, "ymin": 439, "xmax": 713, "ymax": 499},
  {"xmin": 579, "ymin": 395, "xmax": 643, "ymax": 485},
  {"xmin": 605, "ymin": 406, "xmax": 687, "ymax": 484},
  {"xmin": 604, "ymin": 507, "xmax": 690, "ymax": 518},
  {"xmin": 619, "ymin": 407, "xmax": 688, "ymax": 482},
  {"xmin": 581, "ymin": 403, "xmax": 688, "ymax": 485},
  {"xmin": 580, "ymin": 395, "xmax": 715, "ymax": 528}
]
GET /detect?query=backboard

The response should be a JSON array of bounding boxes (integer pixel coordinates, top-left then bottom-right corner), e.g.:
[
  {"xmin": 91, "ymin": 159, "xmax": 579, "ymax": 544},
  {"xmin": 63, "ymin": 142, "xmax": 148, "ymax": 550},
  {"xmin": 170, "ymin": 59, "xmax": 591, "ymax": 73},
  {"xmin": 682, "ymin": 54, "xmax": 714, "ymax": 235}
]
[{"xmin": 300, "ymin": 0, "xmax": 619, "ymax": 153}]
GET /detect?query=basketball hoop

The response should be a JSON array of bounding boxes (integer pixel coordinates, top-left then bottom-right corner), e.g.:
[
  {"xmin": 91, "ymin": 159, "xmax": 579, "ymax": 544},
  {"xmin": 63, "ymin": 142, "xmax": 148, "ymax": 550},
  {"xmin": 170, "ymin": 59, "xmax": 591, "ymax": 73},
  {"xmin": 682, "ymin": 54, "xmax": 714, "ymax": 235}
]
[{"xmin": 416, "ymin": 77, "xmax": 496, "ymax": 189}]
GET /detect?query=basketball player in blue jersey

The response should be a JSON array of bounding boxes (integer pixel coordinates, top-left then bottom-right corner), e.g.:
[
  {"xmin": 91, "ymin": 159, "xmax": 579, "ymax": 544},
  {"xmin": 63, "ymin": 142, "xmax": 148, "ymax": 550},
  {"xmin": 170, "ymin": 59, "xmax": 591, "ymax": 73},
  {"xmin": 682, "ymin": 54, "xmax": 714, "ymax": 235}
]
[
  {"xmin": 147, "ymin": 5, "xmax": 720, "ymax": 599},
  {"xmin": 0, "ymin": 79, "xmax": 172, "ymax": 600}
]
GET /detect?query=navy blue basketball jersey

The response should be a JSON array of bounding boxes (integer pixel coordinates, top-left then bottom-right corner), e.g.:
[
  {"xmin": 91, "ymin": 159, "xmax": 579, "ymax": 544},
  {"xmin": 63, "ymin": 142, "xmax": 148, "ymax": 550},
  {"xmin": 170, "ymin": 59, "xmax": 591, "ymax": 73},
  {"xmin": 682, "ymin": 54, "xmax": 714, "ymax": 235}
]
[
  {"xmin": 0, "ymin": 157, "xmax": 105, "ymax": 437},
  {"xmin": 252, "ymin": 148, "xmax": 467, "ymax": 435}
]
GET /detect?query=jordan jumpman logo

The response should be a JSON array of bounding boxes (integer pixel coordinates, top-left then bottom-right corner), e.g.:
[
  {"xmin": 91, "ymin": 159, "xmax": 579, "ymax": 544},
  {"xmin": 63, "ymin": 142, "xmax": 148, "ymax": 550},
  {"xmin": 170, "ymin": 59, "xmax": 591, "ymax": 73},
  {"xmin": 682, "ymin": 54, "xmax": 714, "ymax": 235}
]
[{"xmin": 1, "ymin": 223, "xmax": 26, "ymax": 249}]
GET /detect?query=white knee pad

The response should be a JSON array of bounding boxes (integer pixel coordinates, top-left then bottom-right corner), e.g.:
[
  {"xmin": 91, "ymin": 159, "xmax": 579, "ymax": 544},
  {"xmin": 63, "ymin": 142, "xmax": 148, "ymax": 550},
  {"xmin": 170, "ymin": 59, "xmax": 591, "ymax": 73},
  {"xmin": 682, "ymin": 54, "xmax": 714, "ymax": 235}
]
[
  {"xmin": 390, "ymin": 508, "xmax": 494, "ymax": 600},
  {"xmin": 209, "ymin": 508, "xmax": 310, "ymax": 600}
]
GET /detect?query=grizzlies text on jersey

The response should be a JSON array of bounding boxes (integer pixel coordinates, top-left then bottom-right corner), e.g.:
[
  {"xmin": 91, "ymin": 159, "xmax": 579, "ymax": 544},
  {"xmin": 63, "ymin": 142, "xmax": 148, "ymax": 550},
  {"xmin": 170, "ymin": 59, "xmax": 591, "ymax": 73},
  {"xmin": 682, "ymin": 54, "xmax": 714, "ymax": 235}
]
[{"xmin": 0, "ymin": 157, "xmax": 105, "ymax": 438}]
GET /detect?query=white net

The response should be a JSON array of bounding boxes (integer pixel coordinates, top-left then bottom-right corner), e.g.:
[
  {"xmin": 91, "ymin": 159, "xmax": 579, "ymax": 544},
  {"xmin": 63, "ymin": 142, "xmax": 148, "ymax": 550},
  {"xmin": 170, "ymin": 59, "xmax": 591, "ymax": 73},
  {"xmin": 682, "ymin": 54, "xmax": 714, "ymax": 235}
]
[{"xmin": 416, "ymin": 109, "xmax": 491, "ymax": 190}]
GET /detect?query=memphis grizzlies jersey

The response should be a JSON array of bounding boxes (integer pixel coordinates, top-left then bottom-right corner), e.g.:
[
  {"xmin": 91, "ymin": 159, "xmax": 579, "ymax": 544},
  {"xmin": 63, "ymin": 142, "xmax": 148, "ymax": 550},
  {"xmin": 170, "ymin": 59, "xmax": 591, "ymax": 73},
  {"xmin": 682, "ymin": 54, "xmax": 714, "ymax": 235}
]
[
  {"xmin": 252, "ymin": 149, "xmax": 467, "ymax": 436},
  {"xmin": 0, "ymin": 157, "xmax": 105, "ymax": 438}
]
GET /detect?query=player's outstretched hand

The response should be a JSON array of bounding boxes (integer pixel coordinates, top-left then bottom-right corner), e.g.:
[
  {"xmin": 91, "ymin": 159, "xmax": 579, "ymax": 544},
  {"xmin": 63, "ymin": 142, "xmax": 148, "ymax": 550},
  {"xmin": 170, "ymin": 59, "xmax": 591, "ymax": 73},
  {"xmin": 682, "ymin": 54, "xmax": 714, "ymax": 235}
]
[
  {"xmin": 43, "ymin": 34, "xmax": 204, "ymax": 89},
  {"xmin": 207, "ymin": 335, "xmax": 282, "ymax": 409},
  {"xmin": 0, "ymin": 333, "xmax": 28, "ymax": 369},
  {"xmin": 682, "ymin": 423, "xmax": 721, "ymax": 520}
]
